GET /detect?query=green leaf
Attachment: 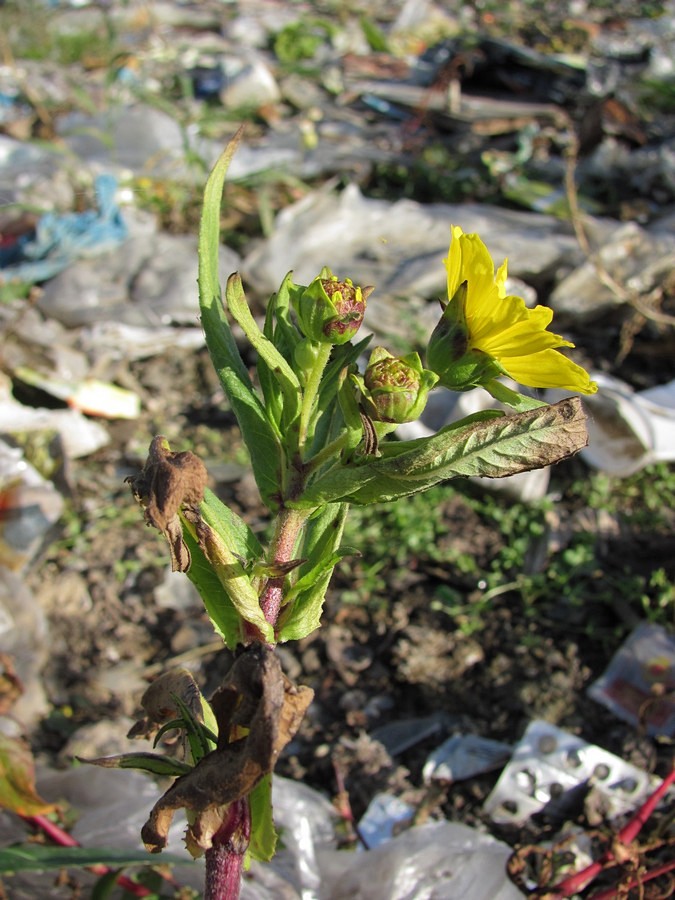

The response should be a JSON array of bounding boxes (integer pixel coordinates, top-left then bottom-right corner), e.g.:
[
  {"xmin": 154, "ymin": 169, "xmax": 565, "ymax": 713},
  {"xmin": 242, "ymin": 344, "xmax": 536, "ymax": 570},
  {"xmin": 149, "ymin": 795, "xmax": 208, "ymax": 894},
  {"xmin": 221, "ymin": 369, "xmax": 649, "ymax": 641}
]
[
  {"xmin": 290, "ymin": 398, "xmax": 588, "ymax": 507},
  {"xmin": 91, "ymin": 868, "xmax": 123, "ymax": 900},
  {"xmin": 183, "ymin": 513, "xmax": 274, "ymax": 642},
  {"xmin": 483, "ymin": 378, "xmax": 547, "ymax": 412},
  {"xmin": 258, "ymin": 272, "xmax": 304, "ymax": 435},
  {"xmin": 200, "ymin": 487, "xmax": 263, "ymax": 563},
  {"xmin": 226, "ymin": 273, "xmax": 302, "ymax": 425},
  {"xmin": 198, "ymin": 133, "xmax": 283, "ymax": 509},
  {"xmin": 79, "ymin": 752, "xmax": 193, "ymax": 777},
  {"xmin": 181, "ymin": 524, "xmax": 243, "ymax": 647},
  {"xmin": 278, "ymin": 503, "xmax": 349, "ymax": 640},
  {"xmin": 248, "ymin": 773, "xmax": 277, "ymax": 862},
  {"xmin": 0, "ymin": 844, "xmax": 186, "ymax": 874}
]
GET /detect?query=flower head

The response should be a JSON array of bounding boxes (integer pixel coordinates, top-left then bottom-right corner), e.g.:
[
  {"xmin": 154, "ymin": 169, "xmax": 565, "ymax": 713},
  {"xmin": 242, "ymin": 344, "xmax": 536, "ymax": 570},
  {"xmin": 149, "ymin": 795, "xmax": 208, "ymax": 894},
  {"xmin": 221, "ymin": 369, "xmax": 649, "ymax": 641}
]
[
  {"xmin": 292, "ymin": 267, "xmax": 372, "ymax": 345},
  {"xmin": 354, "ymin": 347, "xmax": 438, "ymax": 424},
  {"xmin": 427, "ymin": 226, "xmax": 597, "ymax": 394}
]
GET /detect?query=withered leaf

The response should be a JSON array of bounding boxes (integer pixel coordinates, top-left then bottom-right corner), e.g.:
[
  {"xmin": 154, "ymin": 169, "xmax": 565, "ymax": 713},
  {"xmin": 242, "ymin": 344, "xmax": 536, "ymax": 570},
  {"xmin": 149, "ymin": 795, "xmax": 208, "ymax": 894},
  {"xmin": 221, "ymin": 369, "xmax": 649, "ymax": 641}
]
[
  {"xmin": 127, "ymin": 668, "xmax": 203, "ymax": 741},
  {"xmin": 127, "ymin": 436, "xmax": 208, "ymax": 572},
  {"xmin": 141, "ymin": 644, "xmax": 313, "ymax": 855},
  {"xmin": 0, "ymin": 654, "xmax": 23, "ymax": 716}
]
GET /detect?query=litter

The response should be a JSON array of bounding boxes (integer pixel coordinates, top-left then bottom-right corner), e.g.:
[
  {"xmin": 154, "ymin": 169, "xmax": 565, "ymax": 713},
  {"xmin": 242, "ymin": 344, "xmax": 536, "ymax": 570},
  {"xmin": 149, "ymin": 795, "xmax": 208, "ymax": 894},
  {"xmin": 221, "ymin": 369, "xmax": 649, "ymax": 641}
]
[
  {"xmin": 588, "ymin": 622, "xmax": 675, "ymax": 738},
  {"xmin": 424, "ymin": 732, "xmax": 512, "ymax": 784},
  {"xmin": 0, "ymin": 174, "xmax": 127, "ymax": 286},
  {"xmin": 484, "ymin": 719, "xmax": 658, "ymax": 826},
  {"xmin": 0, "ymin": 439, "xmax": 64, "ymax": 572},
  {"xmin": 579, "ymin": 373, "xmax": 675, "ymax": 476}
]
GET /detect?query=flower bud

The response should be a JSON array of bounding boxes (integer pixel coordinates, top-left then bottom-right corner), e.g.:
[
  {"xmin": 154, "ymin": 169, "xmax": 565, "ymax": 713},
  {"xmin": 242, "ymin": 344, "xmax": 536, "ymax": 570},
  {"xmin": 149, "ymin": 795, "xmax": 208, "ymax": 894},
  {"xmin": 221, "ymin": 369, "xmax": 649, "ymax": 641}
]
[
  {"xmin": 426, "ymin": 281, "xmax": 502, "ymax": 390},
  {"xmin": 292, "ymin": 267, "xmax": 371, "ymax": 345},
  {"xmin": 356, "ymin": 347, "xmax": 438, "ymax": 424}
]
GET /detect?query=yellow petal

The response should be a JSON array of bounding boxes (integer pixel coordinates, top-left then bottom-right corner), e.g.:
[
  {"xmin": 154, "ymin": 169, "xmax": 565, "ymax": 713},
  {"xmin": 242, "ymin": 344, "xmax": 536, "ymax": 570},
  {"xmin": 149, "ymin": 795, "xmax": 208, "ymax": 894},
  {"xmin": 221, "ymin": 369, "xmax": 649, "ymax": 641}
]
[{"xmin": 501, "ymin": 349, "xmax": 598, "ymax": 393}]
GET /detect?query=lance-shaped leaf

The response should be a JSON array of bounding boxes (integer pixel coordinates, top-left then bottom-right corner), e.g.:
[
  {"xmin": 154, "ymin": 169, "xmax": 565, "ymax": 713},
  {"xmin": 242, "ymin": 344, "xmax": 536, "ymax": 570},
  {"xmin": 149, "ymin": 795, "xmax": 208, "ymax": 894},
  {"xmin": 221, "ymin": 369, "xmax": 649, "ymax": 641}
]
[
  {"xmin": 290, "ymin": 398, "xmax": 588, "ymax": 507},
  {"xmin": 277, "ymin": 503, "xmax": 350, "ymax": 641},
  {"xmin": 181, "ymin": 524, "xmax": 244, "ymax": 647},
  {"xmin": 0, "ymin": 845, "xmax": 187, "ymax": 874},
  {"xmin": 198, "ymin": 133, "xmax": 283, "ymax": 509},
  {"xmin": 183, "ymin": 508, "xmax": 274, "ymax": 643},
  {"xmin": 79, "ymin": 752, "xmax": 193, "ymax": 778},
  {"xmin": 175, "ymin": 490, "xmax": 263, "ymax": 647},
  {"xmin": 200, "ymin": 487, "xmax": 263, "ymax": 563},
  {"xmin": 226, "ymin": 273, "xmax": 302, "ymax": 426}
]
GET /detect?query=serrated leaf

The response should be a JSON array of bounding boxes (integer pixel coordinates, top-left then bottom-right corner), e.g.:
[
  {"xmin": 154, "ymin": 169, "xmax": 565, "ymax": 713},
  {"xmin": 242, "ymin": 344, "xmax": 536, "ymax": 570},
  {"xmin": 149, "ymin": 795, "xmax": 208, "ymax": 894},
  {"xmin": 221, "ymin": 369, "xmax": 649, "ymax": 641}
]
[
  {"xmin": 198, "ymin": 133, "xmax": 283, "ymax": 509},
  {"xmin": 290, "ymin": 398, "xmax": 588, "ymax": 507},
  {"xmin": 0, "ymin": 844, "xmax": 186, "ymax": 874},
  {"xmin": 79, "ymin": 752, "xmax": 193, "ymax": 778},
  {"xmin": 248, "ymin": 773, "xmax": 277, "ymax": 862}
]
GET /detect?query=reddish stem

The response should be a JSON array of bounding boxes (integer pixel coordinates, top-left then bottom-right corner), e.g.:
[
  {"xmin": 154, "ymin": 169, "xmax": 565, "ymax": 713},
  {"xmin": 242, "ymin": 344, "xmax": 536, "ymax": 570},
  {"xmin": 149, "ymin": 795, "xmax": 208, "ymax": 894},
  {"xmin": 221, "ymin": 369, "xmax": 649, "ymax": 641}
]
[
  {"xmin": 258, "ymin": 507, "xmax": 306, "ymax": 626},
  {"xmin": 589, "ymin": 858, "xmax": 675, "ymax": 900},
  {"xmin": 204, "ymin": 798, "xmax": 251, "ymax": 900},
  {"xmin": 546, "ymin": 765, "xmax": 675, "ymax": 898},
  {"xmin": 23, "ymin": 815, "xmax": 153, "ymax": 897},
  {"xmin": 209, "ymin": 503, "xmax": 309, "ymax": 896}
]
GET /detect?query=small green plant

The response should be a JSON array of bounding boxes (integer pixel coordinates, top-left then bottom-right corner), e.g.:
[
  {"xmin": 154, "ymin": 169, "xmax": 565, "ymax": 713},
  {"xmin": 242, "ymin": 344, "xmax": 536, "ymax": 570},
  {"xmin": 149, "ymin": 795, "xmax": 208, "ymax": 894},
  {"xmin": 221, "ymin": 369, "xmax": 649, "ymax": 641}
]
[{"xmin": 90, "ymin": 130, "xmax": 596, "ymax": 899}]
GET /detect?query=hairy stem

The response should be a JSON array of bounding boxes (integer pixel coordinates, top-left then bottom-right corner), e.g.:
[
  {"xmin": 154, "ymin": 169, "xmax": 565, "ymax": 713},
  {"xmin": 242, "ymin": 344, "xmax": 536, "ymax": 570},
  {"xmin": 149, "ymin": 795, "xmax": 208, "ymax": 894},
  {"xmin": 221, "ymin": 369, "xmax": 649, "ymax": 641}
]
[
  {"xmin": 204, "ymin": 798, "xmax": 251, "ymax": 900},
  {"xmin": 259, "ymin": 506, "xmax": 309, "ymax": 626}
]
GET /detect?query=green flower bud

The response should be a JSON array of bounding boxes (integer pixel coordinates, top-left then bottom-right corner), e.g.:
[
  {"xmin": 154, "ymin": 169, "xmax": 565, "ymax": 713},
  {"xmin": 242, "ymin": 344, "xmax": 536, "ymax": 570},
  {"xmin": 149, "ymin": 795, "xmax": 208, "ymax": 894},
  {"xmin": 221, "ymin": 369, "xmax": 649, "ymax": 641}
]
[
  {"xmin": 356, "ymin": 347, "xmax": 439, "ymax": 424},
  {"xmin": 292, "ymin": 267, "xmax": 371, "ymax": 345},
  {"xmin": 426, "ymin": 281, "xmax": 502, "ymax": 390}
]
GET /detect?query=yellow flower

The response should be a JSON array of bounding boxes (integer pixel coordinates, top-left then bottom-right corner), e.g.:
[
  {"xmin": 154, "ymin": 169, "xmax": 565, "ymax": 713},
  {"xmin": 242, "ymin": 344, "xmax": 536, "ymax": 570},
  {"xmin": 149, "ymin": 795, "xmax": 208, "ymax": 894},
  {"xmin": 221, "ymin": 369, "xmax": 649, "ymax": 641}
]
[{"xmin": 427, "ymin": 226, "xmax": 597, "ymax": 394}]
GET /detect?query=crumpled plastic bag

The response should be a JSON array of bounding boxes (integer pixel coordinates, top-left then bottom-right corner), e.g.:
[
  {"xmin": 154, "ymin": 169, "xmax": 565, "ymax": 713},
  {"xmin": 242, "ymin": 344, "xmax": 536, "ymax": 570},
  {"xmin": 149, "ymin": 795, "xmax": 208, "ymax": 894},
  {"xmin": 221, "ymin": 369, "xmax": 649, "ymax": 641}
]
[{"xmin": 0, "ymin": 173, "xmax": 127, "ymax": 285}]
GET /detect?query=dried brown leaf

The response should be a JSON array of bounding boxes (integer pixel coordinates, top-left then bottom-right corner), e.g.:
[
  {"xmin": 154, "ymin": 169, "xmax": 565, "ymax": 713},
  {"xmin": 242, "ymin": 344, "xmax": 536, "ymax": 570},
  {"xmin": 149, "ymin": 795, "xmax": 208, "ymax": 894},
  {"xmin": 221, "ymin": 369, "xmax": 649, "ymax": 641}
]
[
  {"xmin": 141, "ymin": 644, "xmax": 313, "ymax": 854},
  {"xmin": 127, "ymin": 436, "xmax": 208, "ymax": 572}
]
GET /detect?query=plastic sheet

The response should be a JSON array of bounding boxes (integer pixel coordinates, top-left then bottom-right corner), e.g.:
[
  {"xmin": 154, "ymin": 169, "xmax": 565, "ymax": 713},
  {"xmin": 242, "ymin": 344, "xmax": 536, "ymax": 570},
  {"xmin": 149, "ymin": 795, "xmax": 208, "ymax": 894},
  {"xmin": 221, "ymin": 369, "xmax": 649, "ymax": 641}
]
[{"xmin": 0, "ymin": 174, "xmax": 127, "ymax": 285}]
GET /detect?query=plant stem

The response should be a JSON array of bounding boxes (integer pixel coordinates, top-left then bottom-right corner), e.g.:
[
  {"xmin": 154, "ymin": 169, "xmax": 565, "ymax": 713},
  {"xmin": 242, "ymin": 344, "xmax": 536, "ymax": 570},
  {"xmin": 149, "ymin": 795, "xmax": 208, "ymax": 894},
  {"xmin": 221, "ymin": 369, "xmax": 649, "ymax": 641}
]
[
  {"xmin": 259, "ymin": 505, "xmax": 309, "ymax": 626},
  {"xmin": 204, "ymin": 798, "xmax": 251, "ymax": 900},
  {"xmin": 546, "ymin": 765, "xmax": 675, "ymax": 898}
]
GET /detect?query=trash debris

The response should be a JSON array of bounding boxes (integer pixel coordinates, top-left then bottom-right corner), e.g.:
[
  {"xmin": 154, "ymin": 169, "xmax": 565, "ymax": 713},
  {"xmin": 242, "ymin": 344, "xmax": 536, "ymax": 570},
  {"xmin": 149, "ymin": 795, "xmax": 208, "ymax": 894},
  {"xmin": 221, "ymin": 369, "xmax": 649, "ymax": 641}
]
[
  {"xmin": 318, "ymin": 820, "xmax": 525, "ymax": 900},
  {"xmin": 423, "ymin": 733, "xmax": 512, "ymax": 784},
  {"xmin": 578, "ymin": 374, "xmax": 675, "ymax": 476},
  {"xmin": 0, "ymin": 377, "xmax": 110, "ymax": 459},
  {"xmin": 588, "ymin": 622, "xmax": 675, "ymax": 738},
  {"xmin": 14, "ymin": 367, "xmax": 140, "ymax": 420},
  {"xmin": 358, "ymin": 793, "xmax": 414, "ymax": 849},
  {"xmin": 0, "ymin": 174, "xmax": 127, "ymax": 286},
  {"xmin": 370, "ymin": 713, "xmax": 449, "ymax": 756},
  {"xmin": 484, "ymin": 719, "xmax": 659, "ymax": 826},
  {"xmin": 0, "ymin": 439, "xmax": 64, "ymax": 572},
  {"xmin": 0, "ymin": 568, "xmax": 50, "ymax": 729}
]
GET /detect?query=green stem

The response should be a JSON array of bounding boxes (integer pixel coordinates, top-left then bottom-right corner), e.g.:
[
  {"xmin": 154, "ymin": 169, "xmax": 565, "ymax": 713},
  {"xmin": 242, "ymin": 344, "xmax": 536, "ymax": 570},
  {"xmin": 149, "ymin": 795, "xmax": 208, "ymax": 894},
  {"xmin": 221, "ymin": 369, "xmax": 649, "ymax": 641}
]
[
  {"xmin": 298, "ymin": 342, "xmax": 332, "ymax": 456},
  {"xmin": 483, "ymin": 378, "xmax": 547, "ymax": 411},
  {"xmin": 304, "ymin": 431, "xmax": 350, "ymax": 475}
]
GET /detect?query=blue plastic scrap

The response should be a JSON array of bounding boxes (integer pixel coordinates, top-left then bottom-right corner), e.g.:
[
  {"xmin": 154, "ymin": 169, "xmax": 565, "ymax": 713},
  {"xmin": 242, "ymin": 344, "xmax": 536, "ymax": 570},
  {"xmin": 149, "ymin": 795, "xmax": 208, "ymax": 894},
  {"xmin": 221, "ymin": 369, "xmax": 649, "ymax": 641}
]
[{"xmin": 0, "ymin": 174, "xmax": 128, "ymax": 285}]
